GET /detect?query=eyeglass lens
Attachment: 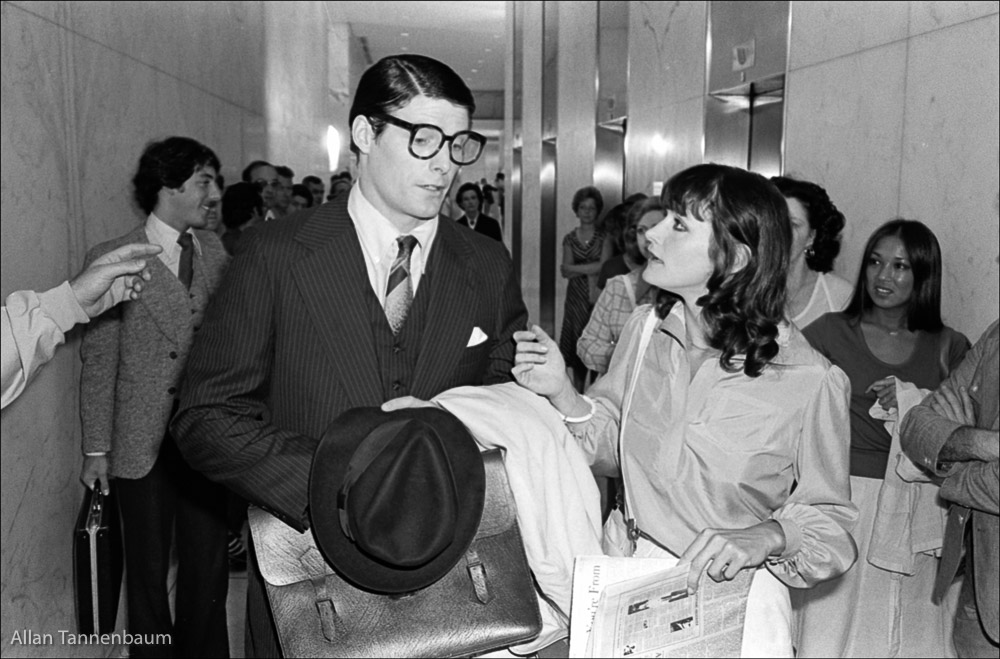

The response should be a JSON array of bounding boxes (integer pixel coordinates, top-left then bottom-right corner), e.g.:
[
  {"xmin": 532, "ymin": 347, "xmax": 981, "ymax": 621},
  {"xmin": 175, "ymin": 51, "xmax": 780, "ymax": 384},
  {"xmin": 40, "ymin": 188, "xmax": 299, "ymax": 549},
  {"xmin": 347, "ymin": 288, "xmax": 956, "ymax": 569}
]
[{"xmin": 410, "ymin": 125, "xmax": 483, "ymax": 165}]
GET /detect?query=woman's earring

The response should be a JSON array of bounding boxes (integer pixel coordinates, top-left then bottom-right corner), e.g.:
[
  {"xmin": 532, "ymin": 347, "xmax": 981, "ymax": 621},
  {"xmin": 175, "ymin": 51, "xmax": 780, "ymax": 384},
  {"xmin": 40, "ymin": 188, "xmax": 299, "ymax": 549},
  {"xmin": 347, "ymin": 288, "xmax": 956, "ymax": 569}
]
[{"xmin": 805, "ymin": 244, "xmax": 815, "ymax": 259}]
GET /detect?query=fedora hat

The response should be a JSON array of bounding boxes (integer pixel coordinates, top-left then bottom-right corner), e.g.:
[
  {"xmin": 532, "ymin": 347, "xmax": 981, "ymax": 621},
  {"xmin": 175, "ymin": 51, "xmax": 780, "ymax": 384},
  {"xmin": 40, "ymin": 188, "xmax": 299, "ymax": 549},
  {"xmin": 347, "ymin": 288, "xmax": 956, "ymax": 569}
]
[{"xmin": 309, "ymin": 406, "xmax": 485, "ymax": 594}]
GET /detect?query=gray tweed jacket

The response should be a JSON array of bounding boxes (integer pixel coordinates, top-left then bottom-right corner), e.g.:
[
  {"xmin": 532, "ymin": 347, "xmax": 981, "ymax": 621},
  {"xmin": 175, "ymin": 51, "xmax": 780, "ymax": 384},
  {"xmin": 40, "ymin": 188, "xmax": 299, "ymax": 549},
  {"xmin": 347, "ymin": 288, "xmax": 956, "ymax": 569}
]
[{"xmin": 80, "ymin": 224, "xmax": 228, "ymax": 479}]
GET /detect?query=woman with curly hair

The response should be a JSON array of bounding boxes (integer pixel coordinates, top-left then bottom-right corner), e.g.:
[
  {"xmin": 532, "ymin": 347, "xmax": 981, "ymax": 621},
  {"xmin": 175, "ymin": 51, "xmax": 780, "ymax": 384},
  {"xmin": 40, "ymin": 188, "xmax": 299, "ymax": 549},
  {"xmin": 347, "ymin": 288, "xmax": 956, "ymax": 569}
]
[
  {"xmin": 771, "ymin": 176, "xmax": 853, "ymax": 328},
  {"xmin": 513, "ymin": 164, "xmax": 858, "ymax": 656}
]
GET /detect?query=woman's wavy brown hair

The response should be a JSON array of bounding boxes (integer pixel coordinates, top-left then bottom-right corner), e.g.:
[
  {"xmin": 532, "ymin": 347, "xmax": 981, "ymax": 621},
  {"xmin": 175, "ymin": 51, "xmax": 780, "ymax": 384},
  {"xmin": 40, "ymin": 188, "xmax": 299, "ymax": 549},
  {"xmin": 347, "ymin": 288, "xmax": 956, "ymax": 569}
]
[{"xmin": 656, "ymin": 164, "xmax": 790, "ymax": 377}]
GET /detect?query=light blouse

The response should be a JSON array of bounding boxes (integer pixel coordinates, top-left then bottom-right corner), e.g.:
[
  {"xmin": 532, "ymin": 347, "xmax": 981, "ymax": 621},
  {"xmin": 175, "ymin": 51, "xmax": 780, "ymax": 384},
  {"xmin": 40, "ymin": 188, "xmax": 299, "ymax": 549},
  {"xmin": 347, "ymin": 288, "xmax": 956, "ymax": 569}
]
[
  {"xmin": 570, "ymin": 303, "xmax": 859, "ymax": 588},
  {"xmin": 791, "ymin": 271, "xmax": 853, "ymax": 329}
]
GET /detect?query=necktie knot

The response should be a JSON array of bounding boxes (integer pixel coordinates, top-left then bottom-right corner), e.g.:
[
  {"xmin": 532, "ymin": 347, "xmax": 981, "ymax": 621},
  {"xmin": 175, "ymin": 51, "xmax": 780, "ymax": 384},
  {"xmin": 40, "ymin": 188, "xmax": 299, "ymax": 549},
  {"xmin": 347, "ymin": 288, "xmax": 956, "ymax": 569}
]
[{"xmin": 396, "ymin": 234, "xmax": 418, "ymax": 259}]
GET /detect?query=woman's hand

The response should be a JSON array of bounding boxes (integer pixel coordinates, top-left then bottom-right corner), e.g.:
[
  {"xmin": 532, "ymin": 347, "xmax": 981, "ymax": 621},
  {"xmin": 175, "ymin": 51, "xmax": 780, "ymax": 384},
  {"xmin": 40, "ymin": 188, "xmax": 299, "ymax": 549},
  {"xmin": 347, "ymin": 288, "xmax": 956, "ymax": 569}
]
[
  {"xmin": 513, "ymin": 325, "xmax": 573, "ymax": 399},
  {"xmin": 678, "ymin": 521, "xmax": 785, "ymax": 593},
  {"xmin": 865, "ymin": 376, "xmax": 897, "ymax": 411}
]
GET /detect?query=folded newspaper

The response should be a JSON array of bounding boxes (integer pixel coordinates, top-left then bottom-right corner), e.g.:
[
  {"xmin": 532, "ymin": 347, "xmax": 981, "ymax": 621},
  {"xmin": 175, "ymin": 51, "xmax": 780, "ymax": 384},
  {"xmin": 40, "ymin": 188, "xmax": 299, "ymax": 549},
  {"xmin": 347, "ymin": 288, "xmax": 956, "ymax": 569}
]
[{"xmin": 569, "ymin": 556, "xmax": 753, "ymax": 658}]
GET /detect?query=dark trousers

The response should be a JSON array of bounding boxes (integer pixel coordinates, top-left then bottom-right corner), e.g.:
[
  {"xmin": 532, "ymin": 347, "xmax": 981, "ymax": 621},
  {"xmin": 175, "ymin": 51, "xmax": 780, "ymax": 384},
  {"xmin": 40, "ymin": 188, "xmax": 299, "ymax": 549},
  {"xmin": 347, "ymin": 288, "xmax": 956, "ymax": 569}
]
[
  {"xmin": 954, "ymin": 541, "xmax": 1000, "ymax": 658},
  {"xmin": 116, "ymin": 434, "xmax": 230, "ymax": 658}
]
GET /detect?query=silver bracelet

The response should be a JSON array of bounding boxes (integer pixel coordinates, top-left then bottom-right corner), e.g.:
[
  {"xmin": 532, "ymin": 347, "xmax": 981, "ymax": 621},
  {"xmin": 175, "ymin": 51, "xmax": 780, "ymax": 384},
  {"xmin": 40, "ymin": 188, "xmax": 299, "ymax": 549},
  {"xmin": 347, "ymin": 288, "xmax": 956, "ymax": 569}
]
[{"xmin": 560, "ymin": 395, "xmax": 596, "ymax": 424}]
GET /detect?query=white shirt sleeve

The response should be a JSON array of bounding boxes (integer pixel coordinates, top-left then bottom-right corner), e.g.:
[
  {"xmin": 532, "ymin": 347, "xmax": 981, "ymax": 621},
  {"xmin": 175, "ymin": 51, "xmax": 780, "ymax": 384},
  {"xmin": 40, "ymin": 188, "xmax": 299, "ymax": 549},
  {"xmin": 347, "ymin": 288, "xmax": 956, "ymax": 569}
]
[{"xmin": 1, "ymin": 282, "xmax": 88, "ymax": 409}]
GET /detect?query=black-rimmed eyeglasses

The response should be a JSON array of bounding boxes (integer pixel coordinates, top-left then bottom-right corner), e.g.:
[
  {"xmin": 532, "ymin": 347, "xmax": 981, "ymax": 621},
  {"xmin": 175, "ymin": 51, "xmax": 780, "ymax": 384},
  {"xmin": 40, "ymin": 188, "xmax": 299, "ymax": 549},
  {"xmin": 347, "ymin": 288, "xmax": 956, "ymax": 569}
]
[{"xmin": 369, "ymin": 114, "xmax": 486, "ymax": 166}]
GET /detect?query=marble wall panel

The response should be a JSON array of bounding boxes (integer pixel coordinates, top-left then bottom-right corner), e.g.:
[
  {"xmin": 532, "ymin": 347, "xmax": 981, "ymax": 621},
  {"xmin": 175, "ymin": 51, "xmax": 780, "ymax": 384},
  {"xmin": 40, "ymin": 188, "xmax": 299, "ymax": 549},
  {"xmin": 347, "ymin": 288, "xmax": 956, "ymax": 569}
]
[
  {"xmin": 788, "ymin": 1, "xmax": 909, "ymax": 71},
  {"xmin": 628, "ymin": 1, "xmax": 707, "ymax": 105},
  {"xmin": 900, "ymin": 13, "xmax": 1000, "ymax": 339},
  {"xmin": 264, "ymin": 1, "xmax": 333, "ymax": 182},
  {"xmin": 783, "ymin": 41, "xmax": 908, "ymax": 286},
  {"xmin": 67, "ymin": 1, "xmax": 265, "ymax": 116},
  {"xmin": 625, "ymin": 95, "xmax": 704, "ymax": 195},
  {"xmin": 1, "ymin": 7, "xmax": 105, "ymax": 657},
  {"xmin": 71, "ymin": 29, "xmax": 163, "ymax": 245},
  {"xmin": 6, "ymin": 0, "xmax": 62, "ymax": 24},
  {"xmin": 1, "ymin": 3, "xmax": 74, "ymax": 289},
  {"xmin": 909, "ymin": 0, "xmax": 998, "ymax": 37},
  {"xmin": 625, "ymin": 1, "xmax": 706, "ymax": 195}
]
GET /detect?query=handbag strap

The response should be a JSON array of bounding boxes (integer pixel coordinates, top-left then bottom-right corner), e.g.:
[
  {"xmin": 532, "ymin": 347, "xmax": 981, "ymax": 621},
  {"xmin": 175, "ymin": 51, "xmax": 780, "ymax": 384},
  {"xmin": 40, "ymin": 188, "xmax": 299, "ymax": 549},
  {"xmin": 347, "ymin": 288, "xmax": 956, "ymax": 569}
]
[{"xmin": 617, "ymin": 309, "xmax": 661, "ymax": 546}]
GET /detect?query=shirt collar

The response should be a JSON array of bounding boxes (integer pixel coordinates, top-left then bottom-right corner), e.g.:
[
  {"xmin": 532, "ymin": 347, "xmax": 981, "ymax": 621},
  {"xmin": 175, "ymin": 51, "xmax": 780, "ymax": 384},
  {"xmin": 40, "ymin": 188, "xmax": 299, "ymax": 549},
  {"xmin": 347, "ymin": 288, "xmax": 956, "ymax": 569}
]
[
  {"xmin": 145, "ymin": 213, "xmax": 202, "ymax": 256},
  {"xmin": 657, "ymin": 301, "xmax": 805, "ymax": 366},
  {"xmin": 347, "ymin": 183, "xmax": 438, "ymax": 262}
]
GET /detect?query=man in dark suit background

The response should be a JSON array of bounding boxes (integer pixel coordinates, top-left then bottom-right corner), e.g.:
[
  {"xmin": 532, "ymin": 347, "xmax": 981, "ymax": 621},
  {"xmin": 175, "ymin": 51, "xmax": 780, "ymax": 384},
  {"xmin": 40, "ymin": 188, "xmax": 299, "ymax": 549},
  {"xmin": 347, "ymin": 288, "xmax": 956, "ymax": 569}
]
[
  {"xmin": 172, "ymin": 54, "xmax": 528, "ymax": 657},
  {"xmin": 455, "ymin": 180, "xmax": 504, "ymax": 242},
  {"xmin": 80, "ymin": 137, "xmax": 230, "ymax": 658}
]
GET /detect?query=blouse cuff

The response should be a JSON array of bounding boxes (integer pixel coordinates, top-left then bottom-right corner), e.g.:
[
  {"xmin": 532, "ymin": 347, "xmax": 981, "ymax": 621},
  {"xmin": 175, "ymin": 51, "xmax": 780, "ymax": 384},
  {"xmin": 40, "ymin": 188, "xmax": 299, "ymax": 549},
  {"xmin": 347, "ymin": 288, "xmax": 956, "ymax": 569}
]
[{"xmin": 770, "ymin": 513, "xmax": 803, "ymax": 561}]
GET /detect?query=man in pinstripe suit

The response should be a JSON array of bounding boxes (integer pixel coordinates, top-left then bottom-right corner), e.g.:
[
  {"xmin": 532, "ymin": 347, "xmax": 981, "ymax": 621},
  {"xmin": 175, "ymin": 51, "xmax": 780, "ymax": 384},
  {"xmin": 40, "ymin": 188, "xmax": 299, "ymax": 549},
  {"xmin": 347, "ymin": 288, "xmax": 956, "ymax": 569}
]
[{"xmin": 172, "ymin": 55, "xmax": 528, "ymax": 657}]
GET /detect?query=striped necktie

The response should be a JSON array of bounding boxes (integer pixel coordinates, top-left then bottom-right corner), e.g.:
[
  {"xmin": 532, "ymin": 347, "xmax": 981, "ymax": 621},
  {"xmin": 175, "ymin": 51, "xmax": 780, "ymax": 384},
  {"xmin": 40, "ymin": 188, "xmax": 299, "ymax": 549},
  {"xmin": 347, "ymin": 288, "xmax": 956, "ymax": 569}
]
[{"xmin": 384, "ymin": 235, "xmax": 419, "ymax": 334}]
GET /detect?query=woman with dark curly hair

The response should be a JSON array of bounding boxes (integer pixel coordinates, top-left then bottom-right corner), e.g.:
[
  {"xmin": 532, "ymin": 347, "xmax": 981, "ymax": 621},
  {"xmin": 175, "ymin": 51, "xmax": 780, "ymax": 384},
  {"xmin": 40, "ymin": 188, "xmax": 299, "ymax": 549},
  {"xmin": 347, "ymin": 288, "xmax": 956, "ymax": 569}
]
[
  {"xmin": 796, "ymin": 219, "xmax": 970, "ymax": 657},
  {"xmin": 771, "ymin": 176, "xmax": 853, "ymax": 329},
  {"xmin": 513, "ymin": 164, "xmax": 858, "ymax": 656}
]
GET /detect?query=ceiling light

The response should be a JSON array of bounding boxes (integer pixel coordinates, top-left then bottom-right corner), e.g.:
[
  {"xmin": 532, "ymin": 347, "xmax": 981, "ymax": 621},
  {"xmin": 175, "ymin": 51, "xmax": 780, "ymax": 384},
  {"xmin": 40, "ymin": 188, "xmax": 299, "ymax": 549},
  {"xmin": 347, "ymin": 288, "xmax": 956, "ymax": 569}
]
[
  {"xmin": 400, "ymin": 32, "xmax": 409, "ymax": 37},
  {"xmin": 471, "ymin": 69, "xmax": 479, "ymax": 73}
]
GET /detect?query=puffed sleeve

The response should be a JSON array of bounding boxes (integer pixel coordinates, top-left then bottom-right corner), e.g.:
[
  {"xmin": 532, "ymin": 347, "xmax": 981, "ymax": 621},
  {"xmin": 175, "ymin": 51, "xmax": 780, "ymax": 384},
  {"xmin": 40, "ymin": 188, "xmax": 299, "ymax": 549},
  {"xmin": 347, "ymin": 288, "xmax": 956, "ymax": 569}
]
[
  {"xmin": 768, "ymin": 365, "xmax": 859, "ymax": 588},
  {"xmin": 566, "ymin": 306, "xmax": 654, "ymax": 477}
]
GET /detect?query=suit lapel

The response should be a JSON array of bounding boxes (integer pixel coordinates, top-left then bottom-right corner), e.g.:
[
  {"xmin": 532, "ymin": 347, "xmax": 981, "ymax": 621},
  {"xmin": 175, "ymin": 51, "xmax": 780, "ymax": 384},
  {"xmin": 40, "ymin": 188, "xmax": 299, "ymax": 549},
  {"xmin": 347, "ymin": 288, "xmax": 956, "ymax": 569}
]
[
  {"xmin": 113, "ymin": 225, "xmax": 185, "ymax": 346},
  {"xmin": 291, "ymin": 202, "xmax": 383, "ymax": 408},
  {"xmin": 412, "ymin": 219, "xmax": 478, "ymax": 399}
]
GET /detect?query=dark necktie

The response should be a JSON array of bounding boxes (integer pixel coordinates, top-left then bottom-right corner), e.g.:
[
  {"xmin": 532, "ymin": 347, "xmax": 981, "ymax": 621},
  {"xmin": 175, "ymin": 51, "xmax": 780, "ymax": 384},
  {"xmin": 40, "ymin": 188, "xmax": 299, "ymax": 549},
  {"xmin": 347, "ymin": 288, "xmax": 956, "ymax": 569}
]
[
  {"xmin": 384, "ymin": 235, "xmax": 419, "ymax": 334},
  {"xmin": 177, "ymin": 232, "xmax": 194, "ymax": 290}
]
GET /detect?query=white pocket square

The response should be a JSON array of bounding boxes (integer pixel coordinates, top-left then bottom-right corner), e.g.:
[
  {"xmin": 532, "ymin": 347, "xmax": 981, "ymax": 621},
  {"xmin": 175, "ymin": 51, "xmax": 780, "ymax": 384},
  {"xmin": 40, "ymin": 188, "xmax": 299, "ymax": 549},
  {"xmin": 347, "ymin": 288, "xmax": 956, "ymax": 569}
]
[{"xmin": 467, "ymin": 327, "xmax": 489, "ymax": 347}]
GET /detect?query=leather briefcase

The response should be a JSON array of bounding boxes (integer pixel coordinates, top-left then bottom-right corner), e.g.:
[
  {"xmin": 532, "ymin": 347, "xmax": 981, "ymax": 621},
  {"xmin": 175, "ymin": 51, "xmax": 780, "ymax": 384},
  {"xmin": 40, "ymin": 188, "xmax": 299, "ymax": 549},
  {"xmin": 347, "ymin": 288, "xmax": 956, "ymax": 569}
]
[
  {"xmin": 249, "ymin": 449, "xmax": 542, "ymax": 657},
  {"xmin": 73, "ymin": 485, "xmax": 124, "ymax": 635}
]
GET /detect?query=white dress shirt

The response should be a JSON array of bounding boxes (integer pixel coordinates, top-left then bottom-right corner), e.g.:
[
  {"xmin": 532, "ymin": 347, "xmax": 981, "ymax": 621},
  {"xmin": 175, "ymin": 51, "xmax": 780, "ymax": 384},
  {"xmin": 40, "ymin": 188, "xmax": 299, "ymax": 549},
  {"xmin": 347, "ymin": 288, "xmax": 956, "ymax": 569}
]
[
  {"xmin": 347, "ymin": 185, "xmax": 438, "ymax": 305},
  {"xmin": 145, "ymin": 213, "xmax": 201, "ymax": 277}
]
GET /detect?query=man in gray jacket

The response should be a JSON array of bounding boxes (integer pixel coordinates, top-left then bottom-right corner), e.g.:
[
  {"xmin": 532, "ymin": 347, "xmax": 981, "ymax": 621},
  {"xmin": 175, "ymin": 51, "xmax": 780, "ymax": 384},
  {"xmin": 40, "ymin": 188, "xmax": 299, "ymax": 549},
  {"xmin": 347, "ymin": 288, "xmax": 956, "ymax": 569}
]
[
  {"xmin": 902, "ymin": 320, "xmax": 999, "ymax": 657},
  {"xmin": 79, "ymin": 137, "xmax": 230, "ymax": 658}
]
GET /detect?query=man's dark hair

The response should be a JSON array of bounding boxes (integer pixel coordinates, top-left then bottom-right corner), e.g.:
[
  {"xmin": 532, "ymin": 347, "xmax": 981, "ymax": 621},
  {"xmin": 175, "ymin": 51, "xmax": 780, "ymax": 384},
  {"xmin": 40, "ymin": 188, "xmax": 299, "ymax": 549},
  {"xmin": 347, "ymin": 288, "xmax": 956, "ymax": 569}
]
[
  {"xmin": 221, "ymin": 182, "xmax": 263, "ymax": 230},
  {"xmin": 132, "ymin": 136, "xmax": 220, "ymax": 215},
  {"xmin": 291, "ymin": 183, "xmax": 314, "ymax": 208},
  {"xmin": 242, "ymin": 160, "xmax": 273, "ymax": 183},
  {"xmin": 302, "ymin": 175, "xmax": 323, "ymax": 187},
  {"xmin": 275, "ymin": 165, "xmax": 294, "ymax": 180},
  {"xmin": 349, "ymin": 54, "xmax": 476, "ymax": 156}
]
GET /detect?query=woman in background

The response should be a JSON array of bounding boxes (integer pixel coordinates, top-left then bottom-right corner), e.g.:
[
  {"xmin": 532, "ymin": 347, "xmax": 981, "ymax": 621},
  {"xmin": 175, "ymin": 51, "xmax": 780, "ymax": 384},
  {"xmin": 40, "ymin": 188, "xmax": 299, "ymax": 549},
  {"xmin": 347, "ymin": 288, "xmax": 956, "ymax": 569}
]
[
  {"xmin": 578, "ymin": 197, "xmax": 664, "ymax": 375},
  {"xmin": 771, "ymin": 176, "xmax": 853, "ymax": 329},
  {"xmin": 797, "ymin": 219, "xmax": 970, "ymax": 657},
  {"xmin": 559, "ymin": 186, "xmax": 612, "ymax": 391},
  {"xmin": 516, "ymin": 164, "xmax": 858, "ymax": 657}
]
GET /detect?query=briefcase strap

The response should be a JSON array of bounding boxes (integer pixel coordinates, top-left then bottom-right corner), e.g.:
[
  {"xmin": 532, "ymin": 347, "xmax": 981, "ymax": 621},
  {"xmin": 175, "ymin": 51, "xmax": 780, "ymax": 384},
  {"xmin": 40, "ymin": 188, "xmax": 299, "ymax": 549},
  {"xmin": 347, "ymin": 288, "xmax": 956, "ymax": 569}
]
[{"xmin": 298, "ymin": 544, "xmax": 494, "ymax": 646}]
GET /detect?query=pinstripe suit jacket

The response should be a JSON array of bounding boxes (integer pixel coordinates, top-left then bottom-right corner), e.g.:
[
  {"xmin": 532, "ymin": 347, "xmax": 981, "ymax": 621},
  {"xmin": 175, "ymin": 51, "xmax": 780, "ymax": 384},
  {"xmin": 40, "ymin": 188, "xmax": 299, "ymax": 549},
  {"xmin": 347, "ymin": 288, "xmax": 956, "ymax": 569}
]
[
  {"xmin": 172, "ymin": 196, "xmax": 528, "ymax": 532},
  {"xmin": 80, "ymin": 225, "xmax": 229, "ymax": 478}
]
